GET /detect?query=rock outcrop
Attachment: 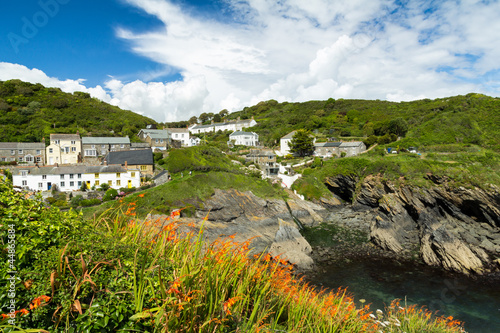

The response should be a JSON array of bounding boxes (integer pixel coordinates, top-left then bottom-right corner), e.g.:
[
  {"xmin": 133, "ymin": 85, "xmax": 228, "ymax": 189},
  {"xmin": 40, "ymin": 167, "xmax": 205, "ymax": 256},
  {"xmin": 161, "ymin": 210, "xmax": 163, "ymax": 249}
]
[
  {"xmin": 176, "ymin": 189, "xmax": 327, "ymax": 271},
  {"xmin": 324, "ymin": 174, "xmax": 500, "ymax": 275}
]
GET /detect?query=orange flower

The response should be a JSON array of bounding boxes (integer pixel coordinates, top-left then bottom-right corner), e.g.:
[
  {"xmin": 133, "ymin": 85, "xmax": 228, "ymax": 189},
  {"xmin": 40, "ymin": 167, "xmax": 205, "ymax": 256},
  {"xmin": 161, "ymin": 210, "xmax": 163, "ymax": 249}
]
[
  {"xmin": 223, "ymin": 297, "xmax": 239, "ymax": 315},
  {"xmin": 138, "ymin": 193, "xmax": 145, "ymax": 198},
  {"xmin": 29, "ymin": 295, "xmax": 50, "ymax": 310}
]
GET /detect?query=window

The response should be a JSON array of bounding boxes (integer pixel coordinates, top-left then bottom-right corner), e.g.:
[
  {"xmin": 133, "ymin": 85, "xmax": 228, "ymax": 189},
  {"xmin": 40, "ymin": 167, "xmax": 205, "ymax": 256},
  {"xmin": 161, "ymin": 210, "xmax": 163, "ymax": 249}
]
[
  {"xmin": 69, "ymin": 174, "xmax": 74, "ymax": 179},
  {"xmin": 155, "ymin": 139, "xmax": 159, "ymax": 143},
  {"xmin": 70, "ymin": 181, "xmax": 74, "ymax": 187},
  {"xmin": 36, "ymin": 157, "xmax": 41, "ymax": 163},
  {"xmin": 1, "ymin": 158, "xmax": 5, "ymax": 162},
  {"xmin": 175, "ymin": 134, "xmax": 178, "ymax": 138},
  {"xmin": 22, "ymin": 180, "xmax": 27, "ymax": 186},
  {"xmin": 140, "ymin": 165, "xmax": 147, "ymax": 171},
  {"xmin": 38, "ymin": 183, "xmax": 43, "ymax": 188},
  {"xmin": 19, "ymin": 149, "xmax": 23, "ymax": 154},
  {"xmin": 85, "ymin": 150, "xmax": 97, "ymax": 156},
  {"xmin": 54, "ymin": 140, "xmax": 60, "ymax": 144},
  {"xmin": 111, "ymin": 145, "xmax": 115, "ymax": 149},
  {"xmin": 60, "ymin": 181, "xmax": 65, "ymax": 187},
  {"xmin": 71, "ymin": 147, "xmax": 76, "ymax": 152},
  {"xmin": 36, "ymin": 149, "xmax": 41, "ymax": 154},
  {"xmin": 49, "ymin": 148, "xmax": 53, "ymax": 153},
  {"xmin": 95, "ymin": 173, "xmax": 99, "ymax": 178},
  {"xmin": 108, "ymin": 180, "xmax": 112, "ymax": 186},
  {"xmin": 78, "ymin": 181, "xmax": 82, "ymax": 187},
  {"xmin": 160, "ymin": 139, "xmax": 163, "ymax": 143},
  {"xmin": 95, "ymin": 180, "xmax": 100, "ymax": 186},
  {"xmin": 120, "ymin": 144, "xmax": 124, "ymax": 148},
  {"xmin": 71, "ymin": 140, "xmax": 76, "ymax": 145},
  {"xmin": 25, "ymin": 155, "xmax": 33, "ymax": 162},
  {"xmin": 102, "ymin": 145, "xmax": 106, "ymax": 149},
  {"xmin": 91, "ymin": 145, "xmax": 95, "ymax": 149},
  {"xmin": 10, "ymin": 150, "xmax": 15, "ymax": 155},
  {"xmin": 116, "ymin": 173, "xmax": 120, "ymax": 178},
  {"xmin": 21, "ymin": 170, "xmax": 28, "ymax": 176},
  {"xmin": 181, "ymin": 133, "xmax": 185, "ymax": 138},
  {"xmin": 131, "ymin": 172, "xmax": 136, "ymax": 177},
  {"xmin": 116, "ymin": 180, "xmax": 121, "ymax": 186},
  {"xmin": 42, "ymin": 175, "xmax": 47, "ymax": 180},
  {"xmin": 64, "ymin": 147, "xmax": 69, "ymax": 153},
  {"xmin": 77, "ymin": 174, "xmax": 82, "ymax": 179},
  {"xmin": 60, "ymin": 174, "xmax": 64, "ymax": 179},
  {"xmin": 18, "ymin": 157, "xmax": 23, "ymax": 162}
]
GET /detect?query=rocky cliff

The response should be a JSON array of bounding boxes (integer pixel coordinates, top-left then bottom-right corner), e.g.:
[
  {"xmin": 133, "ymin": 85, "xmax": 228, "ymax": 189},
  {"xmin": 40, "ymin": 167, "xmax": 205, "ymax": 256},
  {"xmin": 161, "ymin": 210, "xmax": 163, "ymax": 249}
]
[
  {"xmin": 171, "ymin": 189, "xmax": 328, "ymax": 271},
  {"xmin": 324, "ymin": 174, "xmax": 500, "ymax": 275}
]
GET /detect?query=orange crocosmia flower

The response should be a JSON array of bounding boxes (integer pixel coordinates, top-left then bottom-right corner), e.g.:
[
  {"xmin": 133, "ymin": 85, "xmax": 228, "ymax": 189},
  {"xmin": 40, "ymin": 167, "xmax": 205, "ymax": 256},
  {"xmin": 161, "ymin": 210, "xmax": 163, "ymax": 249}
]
[
  {"xmin": 19, "ymin": 309, "xmax": 29, "ymax": 316},
  {"xmin": 138, "ymin": 193, "xmax": 145, "ymax": 197}
]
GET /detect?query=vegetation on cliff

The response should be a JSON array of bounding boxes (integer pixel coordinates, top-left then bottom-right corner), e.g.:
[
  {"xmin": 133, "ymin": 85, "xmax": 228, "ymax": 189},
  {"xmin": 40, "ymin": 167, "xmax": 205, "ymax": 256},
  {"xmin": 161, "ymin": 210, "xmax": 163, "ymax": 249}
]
[
  {"xmin": 0, "ymin": 79, "xmax": 157, "ymax": 142},
  {"xmin": 0, "ymin": 179, "xmax": 466, "ymax": 332}
]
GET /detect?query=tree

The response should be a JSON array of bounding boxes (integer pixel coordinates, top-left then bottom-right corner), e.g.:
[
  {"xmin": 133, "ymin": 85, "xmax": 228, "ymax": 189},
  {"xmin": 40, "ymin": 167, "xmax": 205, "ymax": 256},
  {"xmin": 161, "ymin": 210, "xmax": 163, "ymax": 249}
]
[
  {"xmin": 213, "ymin": 114, "xmax": 222, "ymax": 123},
  {"xmin": 289, "ymin": 130, "xmax": 315, "ymax": 157},
  {"xmin": 188, "ymin": 116, "xmax": 198, "ymax": 124},
  {"xmin": 388, "ymin": 117, "xmax": 409, "ymax": 137},
  {"xmin": 219, "ymin": 109, "xmax": 229, "ymax": 118},
  {"xmin": 199, "ymin": 112, "xmax": 209, "ymax": 123}
]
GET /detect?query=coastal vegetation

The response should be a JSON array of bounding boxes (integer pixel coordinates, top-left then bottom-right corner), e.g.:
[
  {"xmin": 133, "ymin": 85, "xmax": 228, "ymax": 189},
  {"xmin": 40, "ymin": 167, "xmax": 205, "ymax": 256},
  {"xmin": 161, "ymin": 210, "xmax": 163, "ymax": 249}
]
[
  {"xmin": 0, "ymin": 80, "xmax": 157, "ymax": 142},
  {"xmin": 0, "ymin": 178, "xmax": 466, "ymax": 332}
]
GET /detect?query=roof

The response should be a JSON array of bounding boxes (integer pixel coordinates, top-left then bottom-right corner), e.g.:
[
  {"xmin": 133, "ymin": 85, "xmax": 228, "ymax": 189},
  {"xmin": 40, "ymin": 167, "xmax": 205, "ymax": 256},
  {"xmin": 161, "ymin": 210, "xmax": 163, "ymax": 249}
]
[
  {"xmin": 104, "ymin": 149, "xmax": 154, "ymax": 165},
  {"xmin": 191, "ymin": 118, "xmax": 256, "ymax": 130},
  {"xmin": 50, "ymin": 133, "xmax": 80, "ymax": 140},
  {"xmin": 148, "ymin": 132, "xmax": 170, "ymax": 139},
  {"xmin": 166, "ymin": 128, "xmax": 189, "ymax": 133},
  {"xmin": 130, "ymin": 142, "xmax": 150, "ymax": 148},
  {"xmin": 82, "ymin": 137, "xmax": 130, "ymax": 145},
  {"xmin": 315, "ymin": 142, "xmax": 341, "ymax": 148},
  {"xmin": 281, "ymin": 131, "xmax": 297, "ymax": 140},
  {"xmin": 139, "ymin": 129, "xmax": 168, "ymax": 136},
  {"xmin": 12, "ymin": 164, "xmax": 128, "ymax": 176},
  {"xmin": 229, "ymin": 131, "xmax": 258, "ymax": 137},
  {"xmin": 0, "ymin": 142, "xmax": 45, "ymax": 150},
  {"xmin": 339, "ymin": 141, "xmax": 364, "ymax": 148}
]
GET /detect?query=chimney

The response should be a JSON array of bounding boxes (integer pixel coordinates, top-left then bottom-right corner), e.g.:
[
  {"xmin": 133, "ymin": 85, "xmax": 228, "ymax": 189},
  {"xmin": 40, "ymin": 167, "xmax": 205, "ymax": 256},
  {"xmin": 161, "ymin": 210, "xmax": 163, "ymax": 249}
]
[{"xmin": 124, "ymin": 161, "xmax": 128, "ymax": 168}]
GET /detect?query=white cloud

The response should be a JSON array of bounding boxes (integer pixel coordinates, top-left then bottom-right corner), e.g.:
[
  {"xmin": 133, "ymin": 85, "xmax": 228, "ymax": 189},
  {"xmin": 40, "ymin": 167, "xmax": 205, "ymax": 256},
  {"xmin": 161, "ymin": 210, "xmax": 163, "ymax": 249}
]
[{"xmin": 1, "ymin": 0, "xmax": 499, "ymax": 122}]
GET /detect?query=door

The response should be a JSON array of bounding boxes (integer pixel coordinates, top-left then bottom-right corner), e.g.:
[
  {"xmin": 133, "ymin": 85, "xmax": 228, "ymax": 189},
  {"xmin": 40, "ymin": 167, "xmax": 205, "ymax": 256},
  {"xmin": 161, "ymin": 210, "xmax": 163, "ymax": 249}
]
[
  {"xmin": 128, "ymin": 180, "xmax": 132, "ymax": 188},
  {"xmin": 47, "ymin": 182, "xmax": 51, "ymax": 190}
]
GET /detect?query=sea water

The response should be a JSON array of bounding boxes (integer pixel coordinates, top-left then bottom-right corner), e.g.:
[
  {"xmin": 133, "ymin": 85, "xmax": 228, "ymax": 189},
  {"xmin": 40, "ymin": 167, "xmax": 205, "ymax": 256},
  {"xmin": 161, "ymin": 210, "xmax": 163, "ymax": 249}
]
[{"xmin": 306, "ymin": 257, "xmax": 500, "ymax": 333}]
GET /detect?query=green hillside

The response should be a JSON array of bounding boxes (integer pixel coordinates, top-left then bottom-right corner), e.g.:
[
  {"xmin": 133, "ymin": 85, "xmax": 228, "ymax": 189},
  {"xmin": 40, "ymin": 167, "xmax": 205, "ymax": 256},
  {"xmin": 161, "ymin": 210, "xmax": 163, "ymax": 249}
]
[
  {"xmin": 225, "ymin": 93, "xmax": 500, "ymax": 150},
  {"xmin": 0, "ymin": 79, "xmax": 157, "ymax": 142}
]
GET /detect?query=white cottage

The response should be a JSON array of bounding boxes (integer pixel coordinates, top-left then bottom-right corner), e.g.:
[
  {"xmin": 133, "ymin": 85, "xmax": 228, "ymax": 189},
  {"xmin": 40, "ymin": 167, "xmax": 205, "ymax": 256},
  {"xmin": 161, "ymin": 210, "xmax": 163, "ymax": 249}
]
[
  {"xmin": 12, "ymin": 164, "xmax": 140, "ymax": 192},
  {"xmin": 229, "ymin": 131, "xmax": 259, "ymax": 146}
]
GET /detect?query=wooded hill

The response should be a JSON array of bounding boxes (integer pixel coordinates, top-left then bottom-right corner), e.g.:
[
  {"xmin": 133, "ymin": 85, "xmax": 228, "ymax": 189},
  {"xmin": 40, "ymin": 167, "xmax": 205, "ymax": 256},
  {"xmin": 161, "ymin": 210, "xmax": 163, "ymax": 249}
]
[
  {"xmin": 225, "ymin": 93, "xmax": 500, "ymax": 150},
  {"xmin": 0, "ymin": 79, "xmax": 157, "ymax": 142}
]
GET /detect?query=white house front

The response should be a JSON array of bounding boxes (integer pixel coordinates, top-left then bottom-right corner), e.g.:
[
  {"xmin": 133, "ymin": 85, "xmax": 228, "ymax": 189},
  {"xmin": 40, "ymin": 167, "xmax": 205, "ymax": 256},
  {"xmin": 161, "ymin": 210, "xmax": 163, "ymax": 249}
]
[
  {"xmin": 12, "ymin": 165, "xmax": 140, "ymax": 192},
  {"xmin": 229, "ymin": 131, "xmax": 259, "ymax": 146}
]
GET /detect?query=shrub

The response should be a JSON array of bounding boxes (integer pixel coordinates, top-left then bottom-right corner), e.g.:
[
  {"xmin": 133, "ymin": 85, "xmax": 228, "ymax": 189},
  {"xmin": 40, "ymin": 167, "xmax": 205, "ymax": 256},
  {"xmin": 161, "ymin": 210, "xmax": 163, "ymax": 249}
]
[
  {"xmin": 103, "ymin": 188, "xmax": 118, "ymax": 201},
  {"xmin": 70, "ymin": 194, "xmax": 84, "ymax": 207},
  {"xmin": 80, "ymin": 198, "xmax": 102, "ymax": 207},
  {"xmin": 99, "ymin": 183, "xmax": 110, "ymax": 191}
]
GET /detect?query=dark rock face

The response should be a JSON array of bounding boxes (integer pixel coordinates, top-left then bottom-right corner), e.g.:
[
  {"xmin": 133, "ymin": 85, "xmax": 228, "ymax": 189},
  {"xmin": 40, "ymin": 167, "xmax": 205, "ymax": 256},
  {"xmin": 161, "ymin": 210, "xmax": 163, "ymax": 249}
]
[
  {"xmin": 324, "ymin": 174, "xmax": 500, "ymax": 275},
  {"xmin": 182, "ymin": 189, "xmax": 328, "ymax": 271}
]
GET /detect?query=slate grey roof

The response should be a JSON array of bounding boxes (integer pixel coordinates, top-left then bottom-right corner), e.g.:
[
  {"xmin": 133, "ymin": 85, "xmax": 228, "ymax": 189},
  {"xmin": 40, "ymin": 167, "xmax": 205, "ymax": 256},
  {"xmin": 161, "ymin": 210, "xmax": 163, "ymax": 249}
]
[
  {"xmin": 191, "ymin": 119, "xmax": 255, "ymax": 130},
  {"xmin": 229, "ymin": 131, "xmax": 257, "ymax": 137},
  {"xmin": 315, "ymin": 142, "xmax": 342, "ymax": 147},
  {"xmin": 130, "ymin": 142, "xmax": 150, "ymax": 148},
  {"xmin": 82, "ymin": 137, "xmax": 130, "ymax": 145},
  {"xmin": 281, "ymin": 131, "xmax": 297, "ymax": 139},
  {"xmin": 166, "ymin": 128, "xmax": 189, "ymax": 133},
  {"xmin": 148, "ymin": 132, "xmax": 170, "ymax": 139},
  {"xmin": 0, "ymin": 142, "xmax": 45, "ymax": 149},
  {"xmin": 339, "ymin": 141, "xmax": 364, "ymax": 148},
  {"xmin": 12, "ymin": 164, "xmax": 127, "ymax": 176},
  {"xmin": 50, "ymin": 133, "xmax": 80, "ymax": 140},
  {"xmin": 104, "ymin": 149, "xmax": 154, "ymax": 165}
]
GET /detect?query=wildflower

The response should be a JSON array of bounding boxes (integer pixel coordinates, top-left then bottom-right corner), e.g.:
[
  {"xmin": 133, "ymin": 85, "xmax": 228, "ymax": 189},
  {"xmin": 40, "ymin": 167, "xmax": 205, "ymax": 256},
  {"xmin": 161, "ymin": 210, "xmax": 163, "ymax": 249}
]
[
  {"xmin": 223, "ymin": 297, "xmax": 239, "ymax": 315},
  {"xmin": 138, "ymin": 193, "xmax": 145, "ymax": 197},
  {"xmin": 30, "ymin": 295, "xmax": 51, "ymax": 310}
]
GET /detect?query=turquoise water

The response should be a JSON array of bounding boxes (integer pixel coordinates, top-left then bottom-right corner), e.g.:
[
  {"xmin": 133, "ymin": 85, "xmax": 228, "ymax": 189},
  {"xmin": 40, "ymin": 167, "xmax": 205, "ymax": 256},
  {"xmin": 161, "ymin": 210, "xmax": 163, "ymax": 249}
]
[{"xmin": 305, "ymin": 257, "xmax": 500, "ymax": 333}]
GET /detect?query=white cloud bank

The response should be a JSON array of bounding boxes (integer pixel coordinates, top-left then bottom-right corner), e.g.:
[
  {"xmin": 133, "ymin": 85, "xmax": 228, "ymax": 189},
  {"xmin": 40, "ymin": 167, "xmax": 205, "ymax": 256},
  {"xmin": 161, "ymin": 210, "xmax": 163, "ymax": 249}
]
[{"xmin": 2, "ymin": 0, "xmax": 500, "ymax": 122}]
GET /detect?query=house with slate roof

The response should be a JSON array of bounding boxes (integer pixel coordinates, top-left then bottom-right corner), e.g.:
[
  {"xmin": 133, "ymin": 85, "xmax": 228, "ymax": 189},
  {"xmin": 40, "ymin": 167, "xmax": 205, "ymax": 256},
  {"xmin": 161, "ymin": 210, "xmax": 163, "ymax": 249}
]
[
  {"xmin": 12, "ymin": 164, "xmax": 140, "ymax": 191},
  {"xmin": 314, "ymin": 142, "xmax": 342, "ymax": 158},
  {"xmin": 0, "ymin": 142, "xmax": 46, "ymax": 165},
  {"xmin": 339, "ymin": 141, "xmax": 366, "ymax": 157},
  {"xmin": 166, "ymin": 128, "xmax": 190, "ymax": 147},
  {"xmin": 46, "ymin": 133, "xmax": 82, "ymax": 165},
  {"xmin": 103, "ymin": 149, "xmax": 154, "ymax": 177},
  {"xmin": 229, "ymin": 131, "xmax": 259, "ymax": 146},
  {"xmin": 81, "ymin": 137, "xmax": 131, "ymax": 162}
]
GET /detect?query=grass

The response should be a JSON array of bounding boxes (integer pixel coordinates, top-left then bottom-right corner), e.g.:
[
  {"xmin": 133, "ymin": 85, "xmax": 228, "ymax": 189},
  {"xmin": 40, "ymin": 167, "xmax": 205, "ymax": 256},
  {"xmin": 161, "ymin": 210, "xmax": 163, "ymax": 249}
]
[
  {"xmin": 82, "ymin": 171, "xmax": 284, "ymax": 219},
  {"xmin": 293, "ymin": 146, "xmax": 500, "ymax": 201}
]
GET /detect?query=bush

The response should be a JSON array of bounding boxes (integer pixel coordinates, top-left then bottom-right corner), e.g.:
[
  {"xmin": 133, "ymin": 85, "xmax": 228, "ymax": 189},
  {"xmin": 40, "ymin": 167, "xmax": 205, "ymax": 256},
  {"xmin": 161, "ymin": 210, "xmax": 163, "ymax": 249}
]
[
  {"xmin": 99, "ymin": 183, "xmax": 110, "ymax": 191},
  {"xmin": 103, "ymin": 188, "xmax": 118, "ymax": 201},
  {"xmin": 70, "ymin": 194, "xmax": 84, "ymax": 207},
  {"xmin": 119, "ymin": 187, "xmax": 136, "ymax": 194},
  {"xmin": 80, "ymin": 198, "xmax": 102, "ymax": 207}
]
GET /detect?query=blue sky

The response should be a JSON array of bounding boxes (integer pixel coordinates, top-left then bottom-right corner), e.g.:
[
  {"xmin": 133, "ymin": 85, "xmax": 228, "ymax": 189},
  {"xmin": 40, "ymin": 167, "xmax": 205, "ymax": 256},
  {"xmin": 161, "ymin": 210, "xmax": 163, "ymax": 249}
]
[{"xmin": 1, "ymin": 0, "xmax": 499, "ymax": 122}]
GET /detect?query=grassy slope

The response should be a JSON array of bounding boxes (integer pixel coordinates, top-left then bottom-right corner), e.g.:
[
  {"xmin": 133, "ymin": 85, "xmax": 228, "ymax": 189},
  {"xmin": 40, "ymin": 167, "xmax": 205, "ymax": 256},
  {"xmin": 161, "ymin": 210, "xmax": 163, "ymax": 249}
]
[{"xmin": 0, "ymin": 79, "xmax": 157, "ymax": 142}]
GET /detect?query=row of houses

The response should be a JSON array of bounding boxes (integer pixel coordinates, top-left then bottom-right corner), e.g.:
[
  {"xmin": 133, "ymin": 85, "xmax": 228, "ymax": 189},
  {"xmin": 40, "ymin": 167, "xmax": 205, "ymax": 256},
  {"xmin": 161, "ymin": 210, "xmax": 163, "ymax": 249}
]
[{"xmin": 188, "ymin": 117, "xmax": 257, "ymax": 134}]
